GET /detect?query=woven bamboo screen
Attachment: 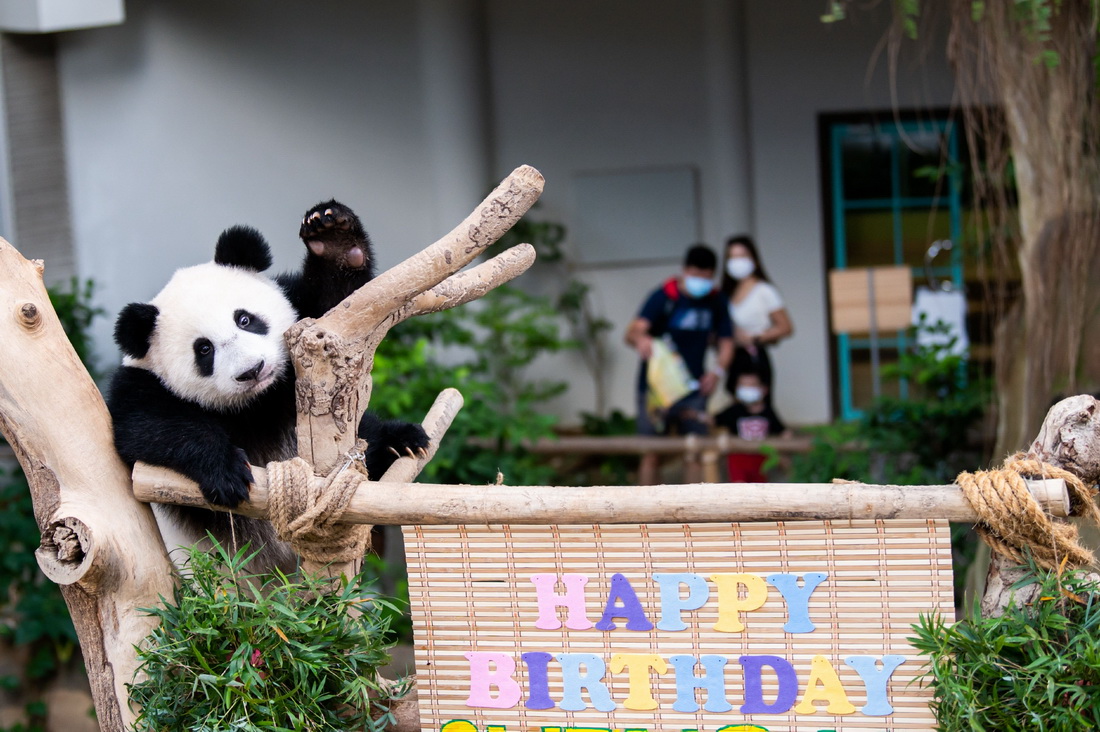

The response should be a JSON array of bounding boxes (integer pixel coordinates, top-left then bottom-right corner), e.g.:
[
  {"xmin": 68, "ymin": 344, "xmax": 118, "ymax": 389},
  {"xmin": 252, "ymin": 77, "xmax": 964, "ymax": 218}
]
[{"xmin": 404, "ymin": 519, "xmax": 954, "ymax": 732}]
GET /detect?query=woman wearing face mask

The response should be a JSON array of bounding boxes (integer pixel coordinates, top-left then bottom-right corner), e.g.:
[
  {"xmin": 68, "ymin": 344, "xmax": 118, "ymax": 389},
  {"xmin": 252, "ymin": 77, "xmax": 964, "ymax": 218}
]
[{"xmin": 720, "ymin": 234, "xmax": 793, "ymax": 404}]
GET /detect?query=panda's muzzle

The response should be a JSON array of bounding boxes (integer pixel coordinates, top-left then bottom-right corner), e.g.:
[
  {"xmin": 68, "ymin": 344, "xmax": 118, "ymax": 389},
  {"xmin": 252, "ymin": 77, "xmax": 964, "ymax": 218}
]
[{"xmin": 235, "ymin": 360, "xmax": 266, "ymax": 383}]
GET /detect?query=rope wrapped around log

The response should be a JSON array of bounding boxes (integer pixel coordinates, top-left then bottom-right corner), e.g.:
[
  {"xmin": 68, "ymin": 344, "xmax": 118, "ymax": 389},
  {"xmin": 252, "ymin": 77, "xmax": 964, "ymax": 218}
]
[
  {"xmin": 956, "ymin": 453, "xmax": 1100, "ymax": 570},
  {"xmin": 266, "ymin": 446, "xmax": 372, "ymax": 564}
]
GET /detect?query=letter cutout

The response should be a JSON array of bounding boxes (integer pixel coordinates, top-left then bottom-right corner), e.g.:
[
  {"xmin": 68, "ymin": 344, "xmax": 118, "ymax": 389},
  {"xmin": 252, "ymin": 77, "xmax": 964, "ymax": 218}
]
[
  {"xmin": 465, "ymin": 652, "xmax": 521, "ymax": 709},
  {"xmin": 793, "ymin": 655, "xmax": 856, "ymax": 715},
  {"xmin": 440, "ymin": 722, "xmax": 478, "ymax": 732},
  {"xmin": 739, "ymin": 655, "xmax": 797, "ymax": 714},
  {"xmin": 670, "ymin": 654, "xmax": 733, "ymax": 713},
  {"xmin": 654, "ymin": 573, "xmax": 710, "ymax": 631},
  {"xmin": 557, "ymin": 653, "xmax": 616, "ymax": 712},
  {"xmin": 530, "ymin": 574, "xmax": 594, "ymax": 630},
  {"xmin": 845, "ymin": 655, "xmax": 906, "ymax": 716},
  {"xmin": 521, "ymin": 651, "xmax": 554, "ymax": 710},
  {"xmin": 596, "ymin": 573, "xmax": 654, "ymax": 631},
  {"xmin": 711, "ymin": 573, "xmax": 769, "ymax": 633},
  {"xmin": 765, "ymin": 572, "xmax": 828, "ymax": 633},
  {"xmin": 610, "ymin": 653, "xmax": 668, "ymax": 710}
]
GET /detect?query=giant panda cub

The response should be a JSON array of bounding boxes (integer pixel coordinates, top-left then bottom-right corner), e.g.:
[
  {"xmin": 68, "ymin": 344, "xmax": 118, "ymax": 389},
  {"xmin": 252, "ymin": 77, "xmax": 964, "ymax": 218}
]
[{"xmin": 107, "ymin": 201, "xmax": 429, "ymax": 572}]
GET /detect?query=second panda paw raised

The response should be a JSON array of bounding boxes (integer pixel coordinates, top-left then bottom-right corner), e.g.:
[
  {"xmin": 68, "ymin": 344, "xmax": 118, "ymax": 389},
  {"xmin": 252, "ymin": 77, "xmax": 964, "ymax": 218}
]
[{"xmin": 299, "ymin": 200, "xmax": 371, "ymax": 271}]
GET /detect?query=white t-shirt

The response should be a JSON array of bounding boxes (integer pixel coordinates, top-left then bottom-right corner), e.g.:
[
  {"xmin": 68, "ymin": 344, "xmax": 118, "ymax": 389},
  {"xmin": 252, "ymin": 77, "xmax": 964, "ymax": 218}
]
[{"xmin": 729, "ymin": 281, "xmax": 784, "ymax": 336}]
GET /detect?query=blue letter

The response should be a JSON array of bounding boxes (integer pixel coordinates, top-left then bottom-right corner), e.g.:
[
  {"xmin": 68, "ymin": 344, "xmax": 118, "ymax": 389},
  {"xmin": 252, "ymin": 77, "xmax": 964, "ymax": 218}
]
[
  {"xmin": 556, "ymin": 653, "xmax": 616, "ymax": 712},
  {"xmin": 654, "ymin": 573, "xmax": 710, "ymax": 631},
  {"xmin": 765, "ymin": 572, "xmax": 828, "ymax": 633},
  {"xmin": 844, "ymin": 655, "xmax": 906, "ymax": 716},
  {"xmin": 670, "ymin": 654, "xmax": 733, "ymax": 713}
]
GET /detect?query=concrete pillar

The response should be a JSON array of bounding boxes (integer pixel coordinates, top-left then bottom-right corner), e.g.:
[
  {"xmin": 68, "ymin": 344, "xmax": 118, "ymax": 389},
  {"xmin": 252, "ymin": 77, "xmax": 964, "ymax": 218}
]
[
  {"xmin": 702, "ymin": 0, "xmax": 754, "ymax": 244},
  {"xmin": 416, "ymin": 0, "xmax": 492, "ymax": 235}
]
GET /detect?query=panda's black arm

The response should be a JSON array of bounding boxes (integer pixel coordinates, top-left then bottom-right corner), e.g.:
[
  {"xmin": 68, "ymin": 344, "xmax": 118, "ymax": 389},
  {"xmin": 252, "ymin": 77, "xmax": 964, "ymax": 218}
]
[
  {"xmin": 277, "ymin": 201, "xmax": 375, "ymax": 319},
  {"xmin": 106, "ymin": 367, "xmax": 254, "ymax": 508}
]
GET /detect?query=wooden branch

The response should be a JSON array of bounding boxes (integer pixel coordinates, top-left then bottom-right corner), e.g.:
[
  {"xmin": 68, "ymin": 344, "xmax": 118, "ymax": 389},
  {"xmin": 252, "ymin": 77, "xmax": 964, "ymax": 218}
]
[
  {"xmin": 981, "ymin": 394, "xmax": 1100, "ymax": 616},
  {"xmin": 0, "ymin": 238, "xmax": 175, "ymax": 730},
  {"xmin": 287, "ymin": 165, "xmax": 543, "ymax": 476},
  {"xmin": 132, "ymin": 471, "xmax": 1070, "ymax": 525},
  {"xmin": 465, "ymin": 433, "xmax": 819, "ymax": 456},
  {"xmin": 403, "ymin": 243, "xmax": 536, "ymax": 320}
]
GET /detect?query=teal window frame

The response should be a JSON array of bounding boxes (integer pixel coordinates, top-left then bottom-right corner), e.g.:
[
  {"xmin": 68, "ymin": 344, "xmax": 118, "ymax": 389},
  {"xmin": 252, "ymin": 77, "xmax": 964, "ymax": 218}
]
[{"xmin": 825, "ymin": 114, "xmax": 965, "ymax": 421}]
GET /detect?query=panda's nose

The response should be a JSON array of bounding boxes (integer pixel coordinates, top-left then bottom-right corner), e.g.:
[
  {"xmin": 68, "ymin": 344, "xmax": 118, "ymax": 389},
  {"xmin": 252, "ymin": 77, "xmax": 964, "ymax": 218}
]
[{"xmin": 235, "ymin": 360, "xmax": 265, "ymax": 383}]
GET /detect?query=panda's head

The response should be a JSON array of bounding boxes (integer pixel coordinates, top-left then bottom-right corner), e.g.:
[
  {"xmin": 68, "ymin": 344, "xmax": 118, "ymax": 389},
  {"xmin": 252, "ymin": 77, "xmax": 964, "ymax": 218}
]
[{"xmin": 114, "ymin": 226, "xmax": 298, "ymax": 412}]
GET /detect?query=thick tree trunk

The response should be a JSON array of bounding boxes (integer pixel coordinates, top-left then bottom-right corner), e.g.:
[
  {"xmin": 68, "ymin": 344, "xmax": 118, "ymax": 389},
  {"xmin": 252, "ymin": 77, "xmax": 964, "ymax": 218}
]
[
  {"xmin": 947, "ymin": 1, "xmax": 1100, "ymax": 456},
  {"xmin": 0, "ymin": 240, "xmax": 176, "ymax": 730}
]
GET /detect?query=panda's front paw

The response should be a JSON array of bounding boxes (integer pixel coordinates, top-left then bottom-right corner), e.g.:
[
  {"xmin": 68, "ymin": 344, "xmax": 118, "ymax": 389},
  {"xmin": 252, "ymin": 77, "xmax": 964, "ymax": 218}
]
[
  {"xmin": 299, "ymin": 200, "xmax": 371, "ymax": 270},
  {"xmin": 200, "ymin": 447, "xmax": 254, "ymax": 508},
  {"xmin": 359, "ymin": 415, "xmax": 430, "ymax": 478}
]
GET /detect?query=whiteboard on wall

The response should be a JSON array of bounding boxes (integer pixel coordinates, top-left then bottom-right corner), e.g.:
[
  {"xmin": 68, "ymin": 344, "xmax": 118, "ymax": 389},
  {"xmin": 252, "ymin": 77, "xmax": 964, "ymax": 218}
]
[{"xmin": 571, "ymin": 166, "xmax": 700, "ymax": 266}]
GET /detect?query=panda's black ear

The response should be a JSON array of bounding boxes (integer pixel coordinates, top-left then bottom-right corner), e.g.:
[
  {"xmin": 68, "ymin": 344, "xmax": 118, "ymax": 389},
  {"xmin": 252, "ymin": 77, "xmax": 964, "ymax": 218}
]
[
  {"xmin": 114, "ymin": 303, "xmax": 159, "ymax": 359},
  {"xmin": 214, "ymin": 226, "xmax": 273, "ymax": 272}
]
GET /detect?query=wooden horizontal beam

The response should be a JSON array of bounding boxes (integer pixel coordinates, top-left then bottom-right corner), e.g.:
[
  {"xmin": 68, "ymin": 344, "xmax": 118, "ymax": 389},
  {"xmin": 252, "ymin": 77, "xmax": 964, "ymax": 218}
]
[
  {"xmin": 132, "ymin": 463, "xmax": 1069, "ymax": 525},
  {"xmin": 466, "ymin": 433, "xmax": 818, "ymax": 456}
]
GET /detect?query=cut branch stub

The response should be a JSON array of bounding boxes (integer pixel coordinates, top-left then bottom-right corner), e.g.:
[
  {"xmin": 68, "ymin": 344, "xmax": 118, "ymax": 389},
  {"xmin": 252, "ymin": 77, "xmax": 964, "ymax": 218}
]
[{"xmin": 289, "ymin": 165, "xmax": 543, "ymax": 474}]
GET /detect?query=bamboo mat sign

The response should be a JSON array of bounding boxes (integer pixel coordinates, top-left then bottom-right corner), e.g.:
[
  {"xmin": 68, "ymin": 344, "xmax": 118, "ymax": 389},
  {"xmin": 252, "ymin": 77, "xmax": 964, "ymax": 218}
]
[{"xmin": 403, "ymin": 520, "xmax": 953, "ymax": 732}]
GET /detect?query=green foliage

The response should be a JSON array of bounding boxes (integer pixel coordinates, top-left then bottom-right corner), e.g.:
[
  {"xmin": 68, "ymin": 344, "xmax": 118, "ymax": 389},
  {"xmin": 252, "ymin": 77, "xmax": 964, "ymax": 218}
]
[
  {"xmin": 0, "ymin": 278, "xmax": 99, "ymax": 730},
  {"xmin": 911, "ymin": 560, "xmax": 1100, "ymax": 730},
  {"xmin": 129, "ymin": 541, "xmax": 404, "ymax": 732},
  {"xmin": 359, "ymin": 553, "xmax": 412, "ymax": 646},
  {"xmin": 791, "ymin": 318, "xmax": 988, "ymax": 486},
  {"xmin": 372, "ymin": 284, "xmax": 572, "ymax": 486},
  {"xmin": 48, "ymin": 277, "xmax": 105, "ymax": 379}
]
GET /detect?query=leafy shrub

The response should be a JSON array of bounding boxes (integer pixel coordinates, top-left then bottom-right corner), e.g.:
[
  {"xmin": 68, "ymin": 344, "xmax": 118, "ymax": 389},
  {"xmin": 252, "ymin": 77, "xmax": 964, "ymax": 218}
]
[
  {"xmin": 129, "ymin": 541, "xmax": 404, "ymax": 732},
  {"xmin": 911, "ymin": 561, "xmax": 1100, "ymax": 731},
  {"xmin": 792, "ymin": 319, "xmax": 988, "ymax": 486},
  {"xmin": 372, "ymin": 284, "xmax": 572, "ymax": 486}
]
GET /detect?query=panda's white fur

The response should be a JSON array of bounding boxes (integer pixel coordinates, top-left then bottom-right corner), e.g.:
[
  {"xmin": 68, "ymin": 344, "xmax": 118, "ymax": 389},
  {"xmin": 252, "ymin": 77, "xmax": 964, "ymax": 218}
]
[{"xmin": 126, "ymin": 262, "xmax": 297, "ymax": 412}]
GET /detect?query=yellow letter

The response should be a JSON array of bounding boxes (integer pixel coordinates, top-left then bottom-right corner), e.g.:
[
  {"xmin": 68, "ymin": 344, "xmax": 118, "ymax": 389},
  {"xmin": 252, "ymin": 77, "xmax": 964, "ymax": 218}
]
[
  {"xmin": 793, "ymin": 655, "xmax": 856, "ymax": 715},
  {"xmin": 440, "ymin": 722, "xmax": 479, "ymax": 732},
  {"xmin": 711, "ymin": 574, "xmax": 768, "ymax": 633},
  {"xmin": 609, "ymin": 653, "xmax": 668, "ymax": 710}
]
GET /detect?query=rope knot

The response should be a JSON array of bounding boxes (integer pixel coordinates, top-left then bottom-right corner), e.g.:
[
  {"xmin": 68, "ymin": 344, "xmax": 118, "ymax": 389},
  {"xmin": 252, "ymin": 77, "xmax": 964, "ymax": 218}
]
[
  {"xmin": 266, "ymin": 445, "xmax": 372, "ymax": 564},
  {"xmin": 956, "ymin": 453, "xmax": 1100, "ymax": 571}
]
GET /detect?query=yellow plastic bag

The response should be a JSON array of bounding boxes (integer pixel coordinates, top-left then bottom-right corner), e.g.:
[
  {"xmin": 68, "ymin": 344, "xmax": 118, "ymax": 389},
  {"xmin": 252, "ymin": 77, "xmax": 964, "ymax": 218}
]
[{"xmin": 646, "ymin": 338, "xmax": 695, "ymax": 409}]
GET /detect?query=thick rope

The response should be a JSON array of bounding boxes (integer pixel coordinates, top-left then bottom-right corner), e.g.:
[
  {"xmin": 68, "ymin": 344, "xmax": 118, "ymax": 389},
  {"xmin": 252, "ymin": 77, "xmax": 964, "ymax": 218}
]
[
  {"xmin": 956, "ymin": 453, "xmax": 1100, "ymax": 570},
  {"xmin": 266, "ymin": 449, "xmax": 371, "ymax": 565}
]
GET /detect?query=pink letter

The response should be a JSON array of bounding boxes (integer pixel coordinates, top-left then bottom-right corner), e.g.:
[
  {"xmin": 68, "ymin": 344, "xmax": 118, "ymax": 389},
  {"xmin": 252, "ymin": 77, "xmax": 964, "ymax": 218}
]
[
  {"xmin": 530, "ymin": 574, "xmax": 594, "ymax": 630},
  {"xmin": 465, "ymin": 652, "xmax": 522, "ymax": 708}
]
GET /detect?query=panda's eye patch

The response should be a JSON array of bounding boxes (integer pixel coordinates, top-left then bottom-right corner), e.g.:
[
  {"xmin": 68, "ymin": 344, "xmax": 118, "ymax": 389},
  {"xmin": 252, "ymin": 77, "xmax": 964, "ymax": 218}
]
[
  {"xmin": 234, "ymin": 309, "xmax": 269, "ymax": 335},
  {"xmin": 193, "ymin": 338, "xmax": 215, "ymax": 377}
]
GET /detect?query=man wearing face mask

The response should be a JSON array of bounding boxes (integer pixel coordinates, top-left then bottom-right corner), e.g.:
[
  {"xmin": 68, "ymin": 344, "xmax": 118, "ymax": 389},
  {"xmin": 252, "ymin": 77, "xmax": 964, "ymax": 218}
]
[{"xmin": 625, "ymin": 243, "xmax": 734, "ymax": 485}]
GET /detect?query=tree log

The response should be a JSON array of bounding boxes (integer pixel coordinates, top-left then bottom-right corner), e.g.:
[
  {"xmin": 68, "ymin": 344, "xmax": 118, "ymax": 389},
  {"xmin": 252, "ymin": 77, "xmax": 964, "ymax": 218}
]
[
  {"xmin": 0, "ymin": 239, "xmax": 176, "ymax": 730},
  {"xmin": 132, "ymin": 468, "xmax": 1070, "ymax": 525},
  {"xmin": 981, "ymin": 394, "xmax": 1100, "ymax": 617}
]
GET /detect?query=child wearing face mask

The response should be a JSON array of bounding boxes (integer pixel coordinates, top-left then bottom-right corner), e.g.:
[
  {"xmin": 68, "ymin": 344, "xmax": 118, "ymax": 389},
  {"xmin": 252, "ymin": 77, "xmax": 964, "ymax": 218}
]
[{"xmin": 715, "ymin": 370, "xmax": 791, "ymax": 482}]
